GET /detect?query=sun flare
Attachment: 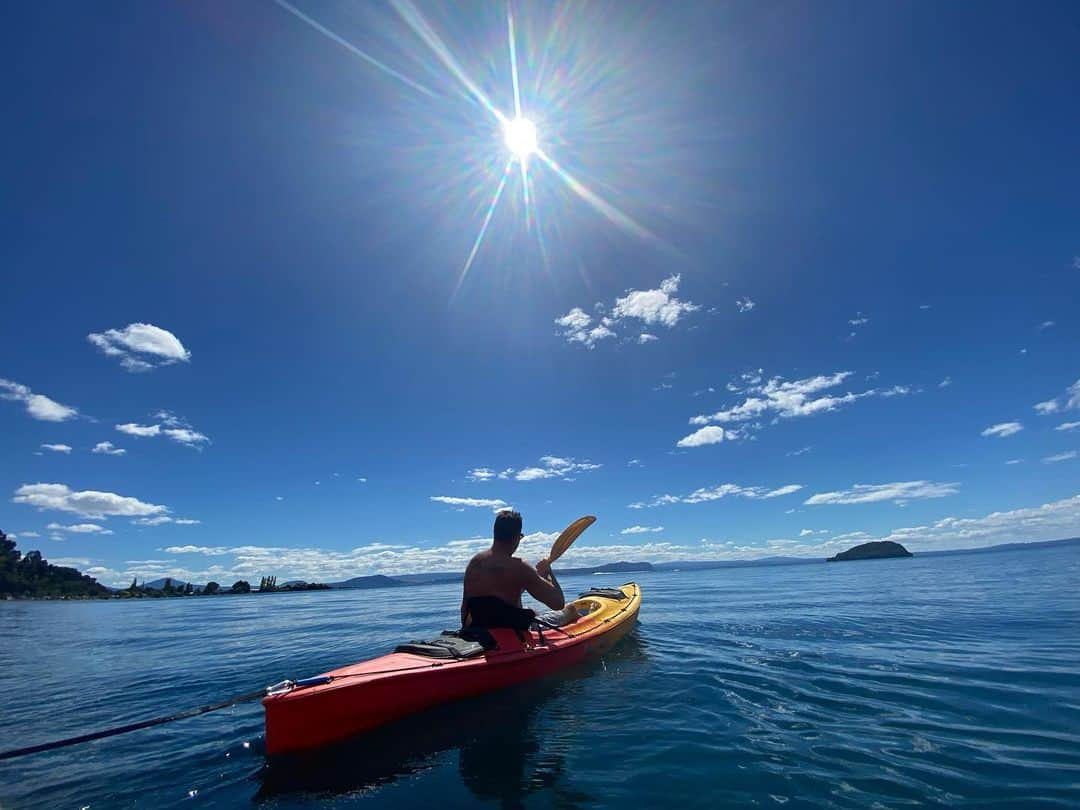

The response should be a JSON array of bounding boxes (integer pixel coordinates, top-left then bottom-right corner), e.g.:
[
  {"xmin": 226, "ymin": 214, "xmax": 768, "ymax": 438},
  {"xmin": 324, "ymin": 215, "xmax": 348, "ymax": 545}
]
[{"xmin": 503, "ymin": 116, "xmax": 538, "ymax": 160}]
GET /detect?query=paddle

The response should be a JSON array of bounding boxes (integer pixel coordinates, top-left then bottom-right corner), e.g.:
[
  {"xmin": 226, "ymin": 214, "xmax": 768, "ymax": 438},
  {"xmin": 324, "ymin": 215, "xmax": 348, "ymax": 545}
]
[{"xmin": 547, "ymin": 515, "xmax": 596, "ymax": 566}]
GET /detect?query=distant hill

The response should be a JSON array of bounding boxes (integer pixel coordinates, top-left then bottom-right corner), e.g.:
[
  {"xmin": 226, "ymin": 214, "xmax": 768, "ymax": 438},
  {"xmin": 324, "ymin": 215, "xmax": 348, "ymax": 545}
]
[
  {"xmin": 556, "ymin": 561, "xmax": 655, "ymax": 576},
  {"xmin": 653, "ymin": 557, "xmax": 819, "ymax": 572},
  {"xmin": 919, "ymin": 536, "xmax": 1080, "ymax": 557},
  {"xmin": 328, "ymin": 574, "xmax": 410, "ymax": 590},
  {"xmin": 143, "ymin": 578, "xmax": 194, "ymax": 591}
]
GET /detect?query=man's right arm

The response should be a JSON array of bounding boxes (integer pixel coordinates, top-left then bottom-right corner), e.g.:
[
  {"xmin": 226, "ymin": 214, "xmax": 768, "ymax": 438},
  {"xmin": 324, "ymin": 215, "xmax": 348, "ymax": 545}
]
[{"xmin": 520, "ymin": 559, "xmax": 565, "ymax": 610}]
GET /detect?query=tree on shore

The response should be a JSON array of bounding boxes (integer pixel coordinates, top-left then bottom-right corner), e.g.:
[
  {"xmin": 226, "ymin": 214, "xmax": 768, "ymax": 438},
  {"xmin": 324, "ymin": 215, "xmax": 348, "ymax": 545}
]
[
  {"xmin": 0, "ymin": 530, "xmax": 109, "ymax": 598},
  {"xmin": 204, "ymin": 581, "xmax": 220, "ymax": 595},
  {"xmin": 231, "ymin": 580, "xmax": 251, "ymax": 594}
]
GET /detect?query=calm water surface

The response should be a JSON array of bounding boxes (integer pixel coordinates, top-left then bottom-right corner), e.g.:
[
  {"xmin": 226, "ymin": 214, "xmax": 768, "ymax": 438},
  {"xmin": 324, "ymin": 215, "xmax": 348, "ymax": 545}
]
[{"xmin": 1, "ymin": 545, "xmax": 1078, "ymax": 808}]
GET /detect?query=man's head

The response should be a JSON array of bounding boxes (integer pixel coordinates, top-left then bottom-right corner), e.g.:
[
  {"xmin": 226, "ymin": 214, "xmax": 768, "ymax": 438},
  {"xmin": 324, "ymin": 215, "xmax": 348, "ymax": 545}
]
[{"xmin": 493, "ymin": 509, "xmax": 523, "ymax": 552}]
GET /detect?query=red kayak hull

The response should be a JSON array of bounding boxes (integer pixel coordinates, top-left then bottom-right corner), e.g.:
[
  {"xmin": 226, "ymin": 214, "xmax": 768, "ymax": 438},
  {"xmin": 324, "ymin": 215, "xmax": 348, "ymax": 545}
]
[{"xmin": 263, "ymin": 583, "xmax": 641, "ymax": 756}]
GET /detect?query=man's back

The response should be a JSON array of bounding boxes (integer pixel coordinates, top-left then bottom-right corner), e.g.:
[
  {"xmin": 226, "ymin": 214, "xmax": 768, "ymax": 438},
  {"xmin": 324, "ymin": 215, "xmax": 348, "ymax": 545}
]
[{"xmin": 462, "ymin": 549, "xmax": 527, "ymax": 608}]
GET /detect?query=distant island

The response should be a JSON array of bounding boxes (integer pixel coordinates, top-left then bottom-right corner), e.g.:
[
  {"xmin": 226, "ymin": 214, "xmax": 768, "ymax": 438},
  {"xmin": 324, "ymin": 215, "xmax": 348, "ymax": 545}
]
[{"xmin": 827, "ymin": 541, "xmax": 913, "ymax": 562}]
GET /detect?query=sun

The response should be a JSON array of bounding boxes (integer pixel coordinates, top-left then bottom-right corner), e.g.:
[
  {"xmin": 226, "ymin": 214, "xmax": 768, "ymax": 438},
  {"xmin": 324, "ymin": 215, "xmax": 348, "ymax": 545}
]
[{"xmin": 503, "ymin": 116, "xmax": 538, "ymax": 160}]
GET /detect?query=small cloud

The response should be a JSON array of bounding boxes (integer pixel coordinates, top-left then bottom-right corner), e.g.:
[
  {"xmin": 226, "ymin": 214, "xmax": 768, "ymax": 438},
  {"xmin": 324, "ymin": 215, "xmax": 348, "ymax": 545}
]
[
  {"xmin": 1043, "ymin": 451, "xmax": 1077, "ymax": 464},
  {"xmin": 621, "ymin": 525, "xmax": 664, "ymax": 535},
  {"xmin": 357, "ymin": 477, "xmax": 368, "ymax": 484},
  {"xmin": 938, "ymin": 377, "xmax": 952, "ymax": 388},
  {"xmin": 736, "ymin": 297, "xmax": 755, "ymax": 313},
  {"xmin": 627, "ymin": 459, "xmax": 643, "ymax": 467},
  {"xmin": 45, "ymin": 522, "xmax": 113, "ymax": 535},
  {"xmin": 1056, "ymin": 422, "xmax": 1080, "ymax": 432},
  {"xmin": 676, "ymin": 426, "xmax": 729, "ymax": 448},
  {"xmin": 430, "ymin": 496, "xmax": 508, "ymax": 510},
  {"xmin": 116, "ymin": 414, "xmax": 208, "ymax": 447},
  {"xmin": 1033, "ymin": 380, "xmax": 1080, "ymax": 416},
  {"xmin": 87, "ymin": 323, "xmax": 191, "ymax": 372},
  {"xmin": 919, "ymin": 304, "xmax": 931, "ymax": 310},
  {"xmin": 0, "ymin": 378, "xmax": 79, "ymax": 422},
  {"xmin": 92, "ymin": 441, "xmax": 126, "ymax": 456},
  {"xmin": 1037, "ymin": 321, "xmax": 1055, "ymax": 331},
  {"xmin": 805, "ymin": 480, "xmax": 958, "ymax": 506},
  {"xmin": 275, "ymin": 496, "xmax": 284, "ymax": 501},
  {"xmin": 981, "ymin": 422, "xmax": 1023, "ymax": 438},
  {"xmin": 557, "ymin": 275, "xmax": 698, "ymax": 348},
  {"xmin": 1005, "ymin": 459, "xmax": 1024, "ymax": 465},
  {"xmin": 786, "ymin": 446, "xmax": 812, "ymax": 457},
  {"xmin": 554, "ymin": 308, "xmax": 615, "ymax": 349},
  {"xmin": 630, "ymin": 482, "xmax": 802, "ymax": 509},
  {"xmin": 13, "ymin": 483, "xmax": 168, "ymax": 520},
  {"xmin": 848, "ymin": 313, "xmax": 869, "ymax": 327},
  {"xmin": 40, "ymin": 444, "xmax": 72, "ymax": 454}
]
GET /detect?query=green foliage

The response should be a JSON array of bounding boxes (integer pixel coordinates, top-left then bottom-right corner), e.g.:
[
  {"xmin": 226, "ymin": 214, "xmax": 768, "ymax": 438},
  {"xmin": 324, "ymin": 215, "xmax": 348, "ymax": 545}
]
[
  {"xmin": 230, "ymin": 580, "xmax": 251, "ymax": 594},
  {"xmin": 0, "ymin": 530, "xmax": 110, "ymax": 598},
  {"xmin": 204, "ymin": 581, "xmax": 220, "ymax": 595}
]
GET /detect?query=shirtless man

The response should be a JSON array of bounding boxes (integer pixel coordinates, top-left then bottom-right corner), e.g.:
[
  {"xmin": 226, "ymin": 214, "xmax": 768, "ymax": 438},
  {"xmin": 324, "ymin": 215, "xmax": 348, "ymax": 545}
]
[{"xmin": 460, "ymin": 510, "xmax": 565, "ymax": 629}]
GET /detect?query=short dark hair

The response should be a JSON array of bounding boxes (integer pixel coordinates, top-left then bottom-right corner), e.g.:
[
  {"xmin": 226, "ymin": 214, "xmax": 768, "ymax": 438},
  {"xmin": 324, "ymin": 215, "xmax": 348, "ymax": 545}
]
[{"xmin": 493, "ymin": 510, "xmax": 523, "ymax": 543}]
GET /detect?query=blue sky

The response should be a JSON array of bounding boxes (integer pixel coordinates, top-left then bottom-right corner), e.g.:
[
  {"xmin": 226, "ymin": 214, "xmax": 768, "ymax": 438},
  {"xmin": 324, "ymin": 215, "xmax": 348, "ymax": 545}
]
[{"xmin": 2, "ymin": 0, "xmax": 1078, "ymax": 587}]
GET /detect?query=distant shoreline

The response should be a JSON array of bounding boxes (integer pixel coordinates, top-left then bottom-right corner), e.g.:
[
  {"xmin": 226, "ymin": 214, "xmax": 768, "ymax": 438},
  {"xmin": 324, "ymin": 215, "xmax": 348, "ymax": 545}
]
[{"xmin": 3, "ymin": 536, "xmax": 1077, "ymax": 602}]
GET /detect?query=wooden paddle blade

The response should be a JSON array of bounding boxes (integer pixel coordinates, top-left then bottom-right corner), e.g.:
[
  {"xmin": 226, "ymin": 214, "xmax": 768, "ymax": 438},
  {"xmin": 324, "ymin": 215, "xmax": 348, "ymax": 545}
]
[{"xmin": 548, "ymin": 515, "xmax": 596, "ymax": 563}]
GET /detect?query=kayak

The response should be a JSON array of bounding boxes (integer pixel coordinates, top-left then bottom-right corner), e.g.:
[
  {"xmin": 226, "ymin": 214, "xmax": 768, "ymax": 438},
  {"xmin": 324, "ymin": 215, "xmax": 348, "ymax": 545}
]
[{"xmin": 263, "ymin": 582, "xmax": 641, "ymax": 756}]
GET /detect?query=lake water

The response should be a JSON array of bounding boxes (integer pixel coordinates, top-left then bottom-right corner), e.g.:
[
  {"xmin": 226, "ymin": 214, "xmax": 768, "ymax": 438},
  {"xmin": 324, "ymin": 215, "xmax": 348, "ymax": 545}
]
[{"xmin": 1, "ymin": 544, "xmax": 1078, "ymax": 808}]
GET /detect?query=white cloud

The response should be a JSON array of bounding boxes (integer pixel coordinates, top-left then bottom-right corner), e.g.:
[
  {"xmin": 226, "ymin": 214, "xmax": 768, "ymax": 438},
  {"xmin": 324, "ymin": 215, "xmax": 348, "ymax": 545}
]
[
  {"xmin": 163, "ymin": 545, "xmax": 230, "ymax": 555},
  {"xmin": 430, "ymin": 496, "xmax": 508, "ymax": 510},
  {"xmin": 981, "ymin": 422, "xmax": 1023, "ymax": 438},
  {"xmin": 848, "ymin": 314, "xmax": 869, "ymax": 326},
  {"xmin": 13, "ymin": 483, "xmax": 168, "ymax": 520},
  {"xmin": 787, "ymin": 446, "xmax": 812, "ymax": 457},
  {"xmin": 1037, "ymin": 321, "xmax": 1055, "ymax": 331},
  {"xmin": 357, "ymin": 477, "xmax": 367, "ymax": 484},
  {"xmin": 134, "ymin": 516, "xmax": 173, "ymax": 526},
  {"xmin": 554, "ymin": 308, "xmax": 616, "ymax": 348},
  {"xmin": 0, "ymin": 378, "xmax": 79, "ymax": 422},
  {"xmin": 627, "ymin": 459, "xmax": 643, "ymax": 467},
  {"xmin": 689, "ymin": 371, "xmax": 910, "ymax": 437},
  {"xmin": 174, "ymin": 518, "xmax": 200, "ymax": 525},
  {"xmin": 736, "ymin": 297, "xmax": 755, "ymax": 313},
  {"xmin": 46, "ymin": 522, "xmax": 113, "ymax": 535},
  {"xmin": 1043, "ymin": 451, "xmax": 1076, "ymax": 464},
  {"xmin": 557, "ymin": 275, "xmax": 698, "ymax": 347},
  {"xmin": 478, "ymin": 456, "xmax": 602, "ymax": 483},
  {"xmin": 612, "ymin": 275, "xmax": 698, "ymax": 327},
  {"xmin": 1033, "ymin": 380, "xmax": 1080, "ymax": 416},
  {"xmin": 87, "ymin": 323, "xmax": 191, "ymax": 372},
  {"xmin": 621, "ymin": 525, "xmax": 664, "ymax": 535},
  {"xmin": 116, "ymin": 423, "xmax": 161, "ymax": 438},
  {"xmin": 919, "ymin": 304, "xmax": 931, "ymax": 310},
  {"xmin": 1056, "ymin": 422, "xmax": 1080, "ymax": 432},
  {"xmin": 1005, "ymin": 459, "xmax": 1024, "ymax": 465},
  {"xmin": 92, "ymin": 441, "xmax": 126, "ymax": 456},
  {"xmin": 163, "ymin": 428, "xmax": 209, "ymax": 446},
  {"xmin": 17, "ymin": 531, "xmax": 41, "ymax": 538},
  {"xmin": 804, "ymin": 480, "xmax": 958, "ymax": 506},
  {"xmin": 630, "ymin": 482, "xmax": 802, "ymax": 509},
  {"xmin": 40, "ymin": 444, "xmax": 72, "ymax": 454},
  {"xmin": 939, "ymin": 377, "xmax": 952, "ymax": 388},
  {"xmin": 115, "ymin": 413, "xmax": 209, "ymax": 447},
  {"xmin": 676, "ymin": 426, "xmax": 729, "ymax": 448}
]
